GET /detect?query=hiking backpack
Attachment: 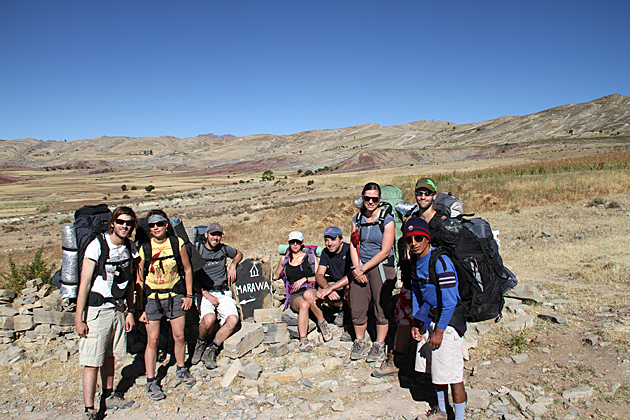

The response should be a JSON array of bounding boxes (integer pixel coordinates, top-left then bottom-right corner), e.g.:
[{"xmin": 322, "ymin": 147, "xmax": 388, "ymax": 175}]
[
  {"xmin": 279, "ymin": 245, "xmax": 318, "ymax": 310},
  {"xmin": 353, "ymin": 184, "xmax": 405, "ymax": 265},
  {"xmin": 56, "ymin": 204, "xmax": 112, "ymax": 298},
  {"xmin": 429, "ymin": 216, "xmax": 508, "ymax": 322}
]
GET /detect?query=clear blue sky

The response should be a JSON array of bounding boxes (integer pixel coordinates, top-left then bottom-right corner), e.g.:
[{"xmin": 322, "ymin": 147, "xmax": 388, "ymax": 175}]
[{"xmin": 1, "ymin": 1, "xmax": 628, "ymax": 141}]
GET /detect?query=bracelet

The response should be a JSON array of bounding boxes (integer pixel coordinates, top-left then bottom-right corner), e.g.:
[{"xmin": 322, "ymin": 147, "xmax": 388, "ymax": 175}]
[
  {"xmin": 184, "ymin": 295, "xmax": 193, "ymax": 298},
  {"xmin": 127, "ymin": 308, "xmax": 135, "ymax": 314}
]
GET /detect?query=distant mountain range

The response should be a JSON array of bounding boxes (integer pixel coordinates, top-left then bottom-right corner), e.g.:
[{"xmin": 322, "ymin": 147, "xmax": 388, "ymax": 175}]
[{"xmin": 1, "ymin": 94, "xmax": 629, "ymax": 174}]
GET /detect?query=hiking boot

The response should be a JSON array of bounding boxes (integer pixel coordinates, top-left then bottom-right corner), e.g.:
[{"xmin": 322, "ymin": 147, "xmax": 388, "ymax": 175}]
[
  {"xmin": 371, "ymin": 351, "xmax": 399, "ymax": 377},
  {"xmin": 190, "ymin": 339, "xmax": 207, "ymax": 365},
  {"xmin": 350, "ymin": 339, "xmax": 368, "ymax": 360},
  {"xmin": 84, "ymin": 408, "xmax": 97, "ymax": 420},
  {"xmin": 366, "ymin": 342, "xmax": 386, "ymax": 363},
  {"xmin": 340, "ymin": 330, "xmax": 353, "ymax": 342},
  {"xmin": 203, "ymin": 345, "xmax": 218, "ymax": 370},
  {"xmin": 175, "ymin": 366, "xmax": 196, "ymax": 386},
  {"xmin": 146, "ymin": 381, "xmax": 165, "ymax": 401},
  {"xmin": 318, "ymin": 320, "xmax": 333, "ymax": 342},
  {"xmin": 333, "ymin": 310, "xmax": 345, "ymax": 327},
  {"xmin": 299, "ymin": 338, "xmax": 313, "ymax": 352},
  {"xmin": 425, "ymin": 407, "xmax": 447, "ymax": 420},
  {"xmin": 105, "ymin": 393, "xmax": 134, "ymax": 410}
]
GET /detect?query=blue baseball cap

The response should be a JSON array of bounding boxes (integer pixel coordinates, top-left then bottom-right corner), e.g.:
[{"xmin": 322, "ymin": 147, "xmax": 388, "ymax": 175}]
[{"xmin": 324, "ymin": 226, "xmax": 343, "ymax": 238}]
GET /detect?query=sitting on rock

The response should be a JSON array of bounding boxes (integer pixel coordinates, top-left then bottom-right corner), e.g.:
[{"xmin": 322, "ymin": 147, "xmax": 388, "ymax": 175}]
[
  {"xmin": 273, "ymin": 231, "xmax": 332, "ymax": 351},
  {"xmin": 190, "ymin": 222, "xmax": 243, "ymax": 369}
]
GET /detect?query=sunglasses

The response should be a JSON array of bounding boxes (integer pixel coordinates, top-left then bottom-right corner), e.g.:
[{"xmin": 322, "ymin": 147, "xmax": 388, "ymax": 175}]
[
  {"xmin": 363, "ymin": 195, "xmax": 381, "ymax": 203},
  {"xmin": 148, "ymin": 221, "xmax": 167, "ymax": 228},
  {"xmin": 114, "ymin": 219, "xmax": 134, "ymax": 227},
  {"xmin": 404, "ymin": 235, "xmax": 427, "ymax": 244},
  {"xmin": 289, "ymin": 240, "xmax": 303, "ymax": 245},
  {"xmin": 415, "ymin": 190, "xmax": 435, "ymax": 197}
]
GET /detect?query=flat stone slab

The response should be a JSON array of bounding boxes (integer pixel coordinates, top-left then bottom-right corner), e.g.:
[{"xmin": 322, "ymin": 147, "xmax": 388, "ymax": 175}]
[
  {"xmin": 223, "ymin": 322, "xmax": 264, "ymax": 358},
  {"xmin": 13, "ymin": 314, "xmax": 34, "ymax": 331},
  {"xmin": 503, "ymin": 314, "xmax": 536, "ymax": 332},
  {"xmin": 33, "ymin": 308, "xmax": 74, "ymax": 326},
  {"xmin": 359, "ymin": 383, "xmax": 392, "ymax": 393},
  {"xmin": 562, "ymin": 386, "xmax": 593, "ymax": 401},
  {"xmin": 538, "ymin": 311, "xmax": 568, "ymax": 324},
  {"xmin": 505, "ymin": 284, "xmax": 544, "ymax": 303},
  {"xmin": 527, "ymin": 403, "xmax": 548, "ymax": 416},
  {"xmin": 260, "ymin": 366, "xmax": 302, "ymax": 383},
  {"xmin": 254, "ymin": 308, "xmax": 283, "ymax": 324}
]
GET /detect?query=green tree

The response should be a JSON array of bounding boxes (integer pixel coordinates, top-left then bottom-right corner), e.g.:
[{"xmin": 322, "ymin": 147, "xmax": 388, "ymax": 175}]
[
  {"xmin": 261, "ymin": 170, "xmax": 275, "ymax": 181},
  {"xmin": 121, "ymin": 184, "xmax": 127, "ymax": 191},
  {"xmin": 145, "ymin": 185, "xmax": 155, "ymax": 192}
]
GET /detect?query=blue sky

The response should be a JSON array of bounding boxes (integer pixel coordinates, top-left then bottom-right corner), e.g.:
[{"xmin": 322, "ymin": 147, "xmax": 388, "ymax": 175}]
[{"xmin": 1, "ymin": 1, "xmax": 628, "ymax": 141}]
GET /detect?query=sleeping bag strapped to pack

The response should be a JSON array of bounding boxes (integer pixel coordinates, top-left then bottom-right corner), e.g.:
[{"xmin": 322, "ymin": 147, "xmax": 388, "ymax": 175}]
[{"xmin": 55, "ymin": 204, "xmax": 112, "ymax": 298}]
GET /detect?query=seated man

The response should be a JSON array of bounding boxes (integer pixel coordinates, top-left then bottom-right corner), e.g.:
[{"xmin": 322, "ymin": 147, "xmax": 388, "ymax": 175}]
[
  {"xmin": 191, "ymin": 223, "xmax": 243, "ymax": 369},
  {"xmin": 315, "ymin": 226, "xmax": 352, "ymax": 338}
]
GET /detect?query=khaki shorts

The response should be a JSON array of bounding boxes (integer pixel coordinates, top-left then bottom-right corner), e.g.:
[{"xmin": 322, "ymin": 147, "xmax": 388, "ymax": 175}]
[
  {"xmin": 415, "ymin": 324, "xmax": 464, "ymax": 385},
  {"xmin": 79, "ymin": 306, "xmax": 126, "ymax": 367}
]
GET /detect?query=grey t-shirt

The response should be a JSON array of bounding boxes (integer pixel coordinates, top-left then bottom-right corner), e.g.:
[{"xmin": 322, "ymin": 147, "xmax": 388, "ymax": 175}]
[
  {"xmin": 194, "ymin": 242, "xmax": 238, "ymax": 289},
  {"xmin": 353, "ymin": 211, "xmax": 395, "ymax": 264}
]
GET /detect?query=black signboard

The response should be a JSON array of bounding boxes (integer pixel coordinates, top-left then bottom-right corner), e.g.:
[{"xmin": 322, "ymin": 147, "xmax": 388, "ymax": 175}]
[{"xmin": 232, "ymin": 258, "xmax": 272, "ymax": 320}]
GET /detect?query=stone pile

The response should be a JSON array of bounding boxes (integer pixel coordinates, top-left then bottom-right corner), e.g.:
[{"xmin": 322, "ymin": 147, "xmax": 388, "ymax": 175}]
[{"xmin": 0, "ymin": 280, "xmax": 77, "ymax": 365}]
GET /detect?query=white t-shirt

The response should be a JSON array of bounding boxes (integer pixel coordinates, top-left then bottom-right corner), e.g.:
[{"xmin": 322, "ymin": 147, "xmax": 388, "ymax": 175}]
[{"xmin": 84, "ymin": 233, "xmax": 139, "ymax": 308}]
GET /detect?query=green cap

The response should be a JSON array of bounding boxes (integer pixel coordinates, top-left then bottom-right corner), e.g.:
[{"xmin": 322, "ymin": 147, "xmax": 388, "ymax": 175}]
[{"xmin": 414, "ymin": 177, "xmax": 437, "ymax": 193}]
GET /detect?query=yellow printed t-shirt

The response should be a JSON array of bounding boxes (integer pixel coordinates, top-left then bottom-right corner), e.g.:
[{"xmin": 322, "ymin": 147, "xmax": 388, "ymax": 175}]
[{"xmin": 139, "ymin": 236, "xmax": 184, "ymax": 299}]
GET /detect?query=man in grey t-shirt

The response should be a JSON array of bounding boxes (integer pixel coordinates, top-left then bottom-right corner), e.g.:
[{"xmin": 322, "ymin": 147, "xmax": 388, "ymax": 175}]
[{"xmin": 191, "ymin": 223, "xmax": 243, "ymax": 369}]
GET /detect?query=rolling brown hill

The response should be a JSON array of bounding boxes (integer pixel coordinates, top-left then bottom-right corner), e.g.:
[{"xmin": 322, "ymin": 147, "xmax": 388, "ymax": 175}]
[{"xmin": 1, "ymin": 94, "xmax": 629, "ymax": 175}]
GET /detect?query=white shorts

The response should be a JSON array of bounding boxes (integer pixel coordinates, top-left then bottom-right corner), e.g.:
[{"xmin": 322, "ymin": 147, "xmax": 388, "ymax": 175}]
[
  {"xmin": 79, "ymin": 306, "xmax": 126, "ymax": 367},
  {"xmin": 415, "ymin": 324, "xmax": 464, "ymax": 385},
  {"xmin": 195, "ymin": 290, "xmax": 239, "ymax": 325}
]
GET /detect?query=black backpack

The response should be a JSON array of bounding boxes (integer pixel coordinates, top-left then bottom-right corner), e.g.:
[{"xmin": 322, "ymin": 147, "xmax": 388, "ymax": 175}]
[
  {"xmin": 430, "ymin": 216, "xmax": 507, "ymax": 322},
  {"xmin": 55, "ymin": 204, "xmax": 112, "ymax": 297}
]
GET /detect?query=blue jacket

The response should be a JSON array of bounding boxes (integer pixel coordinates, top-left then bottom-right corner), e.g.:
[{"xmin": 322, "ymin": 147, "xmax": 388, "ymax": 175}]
[{"xmin": 411, "ymin": 247, "xmax": 460, "ymax": 330}]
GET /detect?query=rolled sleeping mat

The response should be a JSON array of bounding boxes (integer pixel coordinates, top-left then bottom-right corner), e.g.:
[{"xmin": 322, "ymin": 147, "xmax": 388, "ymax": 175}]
[
  {"xmin": 60, "ymin": 225, "xmax": 78, "ymax": 250},
  {"xmin": 278, "ymin": 244, "xmax": 323, "ymax": 257},
  {"xmin": 354, "ymin": 197, "xmax": 364, "ymax": 210},
  {"xmin": 59, "ymin": 283, "xmax": 78, "ymax": 299},
  {"xmin": 61, "ymin": 250, "xmax": 79, "ymax": 285},
  {"xmin": 394, "ymin": 202, "xmax": 417, "ymax": 218}
]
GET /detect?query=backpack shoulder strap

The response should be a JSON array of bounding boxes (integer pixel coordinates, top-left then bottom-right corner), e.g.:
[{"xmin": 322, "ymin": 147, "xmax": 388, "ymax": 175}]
[
  {"xmin": 169, "ymin": 235, "xmax": 184, "ymax": 279},
  {"xmin": 142, "ymin": 241, "xmax": 152, "ymax": 279},
  {"xmin": 93, "ymin": 234, "xmax": 109, "ymax": 284}
]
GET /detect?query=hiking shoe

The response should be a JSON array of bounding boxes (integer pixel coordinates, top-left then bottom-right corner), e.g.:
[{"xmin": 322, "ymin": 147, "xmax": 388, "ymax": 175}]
[
  {"xmin": 350, "ymin": 339, "xmax": 368, "ymax": 360},
  {"xmin": 340, "ymin": 330, "xmax": 353, "ymax": 342},
  {"xmin": 425, "ymin": 407, "xmax": 447, "ymax": 420},
  {"xmin": 299, "ymin": 338, "xmax": 313, "ymax": 352},
  {"xmin": 333, "ymin": 310, "xmax": 345, "ymax": 327},
  {"xmin": 146, "ymin": 381, "xmax": 165, "ymax": 401},
  {"xmin": 190, "ymin": 339, "xmax": 207, "ymax": 365},
  {"xmin": 84, "ymin": 408, "xmax": 97, "ymax": 420},
  {"xmin": 371, "ymin": 351, "xmax": 399, "ymax": 377},
  {"xmin": 366, "ymin": 342, "xmax": 386, "ymax": 363},
  {"xmin": 203, "ymin": 345, "xmax": 218, "ymax": 370},
  {"xmin": 105, "ymin": 393, "xmax": 134, "ymax": 410},
  {"xmin": 175, "ymin": 366, "xmax": 196, "ymax": 386},
  {"xmin": 318, "ymin": 320, "xmax": 333, "ymax": 342}
]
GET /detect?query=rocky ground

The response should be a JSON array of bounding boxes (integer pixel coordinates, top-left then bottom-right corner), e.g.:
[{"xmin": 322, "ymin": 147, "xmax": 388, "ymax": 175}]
[{"xmin": 0, "ymin": 279, "xmax": 629, "ymax": 420}]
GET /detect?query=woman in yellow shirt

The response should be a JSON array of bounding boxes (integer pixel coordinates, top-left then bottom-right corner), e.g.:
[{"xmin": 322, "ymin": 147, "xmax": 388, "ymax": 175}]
[{"xmin": 137, "ymin": 209, "xmax": 194, "ymax": 400}]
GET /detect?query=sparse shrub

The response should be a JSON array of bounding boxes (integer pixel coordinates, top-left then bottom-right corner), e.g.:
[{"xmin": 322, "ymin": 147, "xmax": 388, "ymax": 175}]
[
  {"xmin": 122, "ymin": 194, "xmax": 130, "ymax": 199},
  {"xmin": 121, "ymin": 184, "xmax": 127, "ymax": 191},
  {"xmin": 261, "ymin": 170, "xmax": 275, "ymax": 181},
  {"xmin": 239, "ymin": 180, "xmax": 245, "ymax": 184},
  {"xmin": 607, "ymin": 201, "xmax": 622, "ymax": 209},
  {"xmin": 297, "ymin": 169, "xmax": 302, "ymax": 174},
  {"xmin": 130, "ymin": 186, "xmax": 137, "ymax": 190},
  {"xmin": 307, "ymin": 180, "xmax": 314, "ymax": 186},
  {"xmin": 0, "ymin": 246, "xmax": 56, "ymax": 291},
  {"xmin": 58, "ymin": 218, "xmax": 72, "ymax": 225},
  {"xmin": 145, "ymin": 185, "xmax": 155, "ymax": 192},
  {"xmin": 588, "ymin": 197, "xmax": 605, "ymax": 207}
]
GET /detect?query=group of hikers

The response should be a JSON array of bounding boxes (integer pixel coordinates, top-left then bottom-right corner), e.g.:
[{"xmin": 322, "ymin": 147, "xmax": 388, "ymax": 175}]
[{"xmin": 74, "ymin": 176, "xmax": 477, "ymax": 420}]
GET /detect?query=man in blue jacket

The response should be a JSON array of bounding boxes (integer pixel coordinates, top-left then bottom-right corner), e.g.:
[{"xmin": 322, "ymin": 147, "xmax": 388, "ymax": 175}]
[{"xmin": 404, "ymin": 217, "xmax": 467, "ymax": 420}]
